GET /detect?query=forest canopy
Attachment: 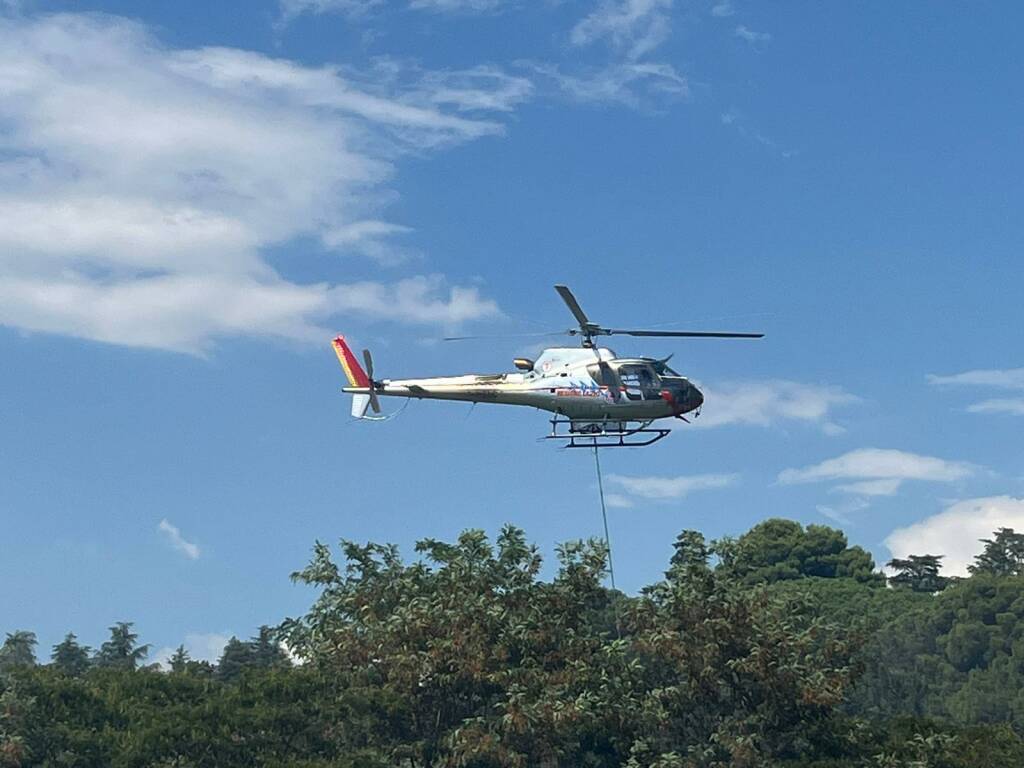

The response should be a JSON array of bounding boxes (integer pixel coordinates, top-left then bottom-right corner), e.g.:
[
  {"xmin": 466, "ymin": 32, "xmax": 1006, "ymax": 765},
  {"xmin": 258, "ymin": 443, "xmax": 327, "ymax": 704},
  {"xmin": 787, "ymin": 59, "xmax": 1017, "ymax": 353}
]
[{"xmin": 4, "ymin": 519, "xmax": 1024, "ymax": 767}]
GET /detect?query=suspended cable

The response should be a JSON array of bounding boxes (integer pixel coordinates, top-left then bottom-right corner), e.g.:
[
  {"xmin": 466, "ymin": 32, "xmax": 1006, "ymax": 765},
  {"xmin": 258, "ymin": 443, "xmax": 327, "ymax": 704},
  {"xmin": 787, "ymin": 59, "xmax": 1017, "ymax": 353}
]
[{"xmin": 593, "ymin": 444, "xmax": 616, "ymax": 591}]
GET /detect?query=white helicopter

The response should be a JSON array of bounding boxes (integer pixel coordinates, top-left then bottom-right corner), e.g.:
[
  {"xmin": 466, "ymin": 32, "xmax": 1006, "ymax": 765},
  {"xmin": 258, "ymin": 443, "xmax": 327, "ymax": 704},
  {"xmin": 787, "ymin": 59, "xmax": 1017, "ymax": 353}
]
[{"xmin": 333, "ymin": 285, "xmax": 763, "ymax": 447}]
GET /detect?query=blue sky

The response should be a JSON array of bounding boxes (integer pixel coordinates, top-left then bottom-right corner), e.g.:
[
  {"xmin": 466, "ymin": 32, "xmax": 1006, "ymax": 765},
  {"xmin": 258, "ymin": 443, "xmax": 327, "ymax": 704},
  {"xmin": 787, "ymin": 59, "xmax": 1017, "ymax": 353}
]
[{"xmin": 2, "ymin": 0, "xmax": 1023, "ymax": 664}]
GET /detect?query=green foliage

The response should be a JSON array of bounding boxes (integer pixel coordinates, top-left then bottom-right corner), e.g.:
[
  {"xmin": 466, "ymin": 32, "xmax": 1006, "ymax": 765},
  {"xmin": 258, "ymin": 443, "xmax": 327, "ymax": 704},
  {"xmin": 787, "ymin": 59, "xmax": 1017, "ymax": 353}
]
[
  {"xmin": 50, "ymin": 633, "xmax": 91, "ymax": 677},
  {"xmin": 7, "ymin": 521, "xmax": 1024, "ymax": 767},
  {"xmin": 969, "ymin": 527, "xmax": 1024, "ymax": 577},
  {"xmin": 0, "ymin": 633, "xmax": 37, "ymax": 672},
  {"xmin": 887, "ymin": 554, "xmax": 950, "ymax": 593},
  {"xmin": 95, "ymin": 623, "xmax": 150, "ymax": 671},
  {"xmin": 714, "ymin": 519, "xmax": 883, "ymax": 586},
  {"xmin": 280, "ymin": 524, "xmax": 859, "ymax": 767},
  {"xmin": 217, "ymin": 626, "xmax": 290, "ymax": 682},
  {"xmin": 852, "ymin": 574, "xmax": 1024, "ymax": 727}
]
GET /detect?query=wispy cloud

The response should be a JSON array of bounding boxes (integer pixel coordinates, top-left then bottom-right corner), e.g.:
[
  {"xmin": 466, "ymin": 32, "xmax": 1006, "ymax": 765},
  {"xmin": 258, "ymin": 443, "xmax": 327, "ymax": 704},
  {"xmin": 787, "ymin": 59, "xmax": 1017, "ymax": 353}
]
[
  {"xmin": 692, "ymin": 379, "xmax": 857, "ymax": 432},
  {"xmin": 885, "ymin": 496, "xmax": 1024, "ymax": 576},
  {"xmin": 0, "ymin": 14, "xmax": 513, "ymax": 352},
  {"xmin": 280, "ymin": 0, "xmax": 382, "ymax": 18},
  {"xmin": 409, "ymin": 0, "xmax": 510, "ymax": 11},
  {"xmin": 530, "ymin": 61, "xmax": 688, "ymax": 108},
  {"xmin": 734, "ymin": 24, "xmax": 770, "ymax": 43},
  {"xmin": 967, "ymin": 399, "xmax": 1024, "ymax": 416},
  {"xmin": 603, "ymin": 492, "xmax": 636, "ymax": 509},
  {"xmin": 719, "ymin": 109, "xmax": 796, "ymax": 157},
  {"xmin": 280, "ymin": 0, "xmax": 509, "ymax": 18},
  {"xmin": 710, "ymin": 1, "xmax": 734, "ymax": 17},
  {"xmin": 571, "ymin": 0, "xmax": 674, "ymax": 60},
  {"xmin": 928, "ymin": 368, "xmax": 1024, "ymax": 389},
  {"xmin": 779, "ymin": 448, "xmax": 978, "ymax": 496},
  {"xmin": 928, "ymin": 367, "xmax": 1024, "ymax": 417},
  {"xmin": 158, "ymin": 519, "xmax": 200, "ymax": 560},
  {"xmin": 816, "ymin": 497, "xmax": 869, "ymax": 527},
  {"xmin": 607, "ymin": 473, "xmax": 738, "ymax": 500}
]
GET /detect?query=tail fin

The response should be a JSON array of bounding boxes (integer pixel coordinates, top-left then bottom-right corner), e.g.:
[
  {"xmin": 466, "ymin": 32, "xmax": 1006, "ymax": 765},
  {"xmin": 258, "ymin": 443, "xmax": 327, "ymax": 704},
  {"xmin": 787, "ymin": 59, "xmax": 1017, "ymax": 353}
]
[
  {"xmin": 332, "ymin": 335, "xmax": 371, "ymax": 388},
  {"xmin": 350, "ymin": 393, "xmax": 371, "ymax": 419},
  {"xmin": 332, "ymin": 336, "xmax": 373, "ymax": 418}
]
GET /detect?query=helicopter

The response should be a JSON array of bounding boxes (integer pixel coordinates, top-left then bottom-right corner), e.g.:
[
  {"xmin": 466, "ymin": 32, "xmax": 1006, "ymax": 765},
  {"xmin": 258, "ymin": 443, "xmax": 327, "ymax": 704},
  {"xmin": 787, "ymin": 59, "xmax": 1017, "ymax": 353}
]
[{"xmin": 332, "ymin": 285, "xmax": 763, "ymax": 447}]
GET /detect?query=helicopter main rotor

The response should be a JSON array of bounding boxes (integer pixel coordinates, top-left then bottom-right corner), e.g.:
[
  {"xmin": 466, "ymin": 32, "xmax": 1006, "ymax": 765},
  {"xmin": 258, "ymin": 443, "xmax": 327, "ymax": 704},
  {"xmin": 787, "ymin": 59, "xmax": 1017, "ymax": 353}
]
[
  {"xmin": 443, "ymin": 285, "xmax": 764, "ymax": 347},
  {"xmin": 554, "ymin": 284, "xmax": 763, "ymax": 348}
]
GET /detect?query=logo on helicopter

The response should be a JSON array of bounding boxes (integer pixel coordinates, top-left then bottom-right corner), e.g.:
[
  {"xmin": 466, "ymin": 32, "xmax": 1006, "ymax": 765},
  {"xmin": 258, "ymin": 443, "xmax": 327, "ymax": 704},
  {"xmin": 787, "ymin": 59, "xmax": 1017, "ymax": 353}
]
[{"xmin": 554, "ymin": 382, "xmax": 612, "ymax": 399}]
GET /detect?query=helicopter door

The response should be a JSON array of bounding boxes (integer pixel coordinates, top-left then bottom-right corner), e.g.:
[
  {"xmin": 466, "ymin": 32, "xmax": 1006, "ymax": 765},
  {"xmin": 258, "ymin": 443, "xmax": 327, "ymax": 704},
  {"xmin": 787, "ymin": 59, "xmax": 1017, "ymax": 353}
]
[{"xmin": 616, "ymin": 364, "xmax": 661, "ymax": 401}]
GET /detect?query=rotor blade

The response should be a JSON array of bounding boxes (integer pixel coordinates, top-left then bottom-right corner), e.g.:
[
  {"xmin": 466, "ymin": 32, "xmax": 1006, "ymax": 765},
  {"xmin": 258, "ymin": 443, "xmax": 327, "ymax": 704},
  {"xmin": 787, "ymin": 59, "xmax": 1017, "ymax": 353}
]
[
  {"xmin": 362, "ymin": 349, "xmax": 381, "ymax": 414},
  {"xmin": 606, "ymin": 329, "xmax": 764, "ymax": 338},
  {"xmin": 442, "ymin": 331, "xmax": 566, "ymax": 342},
  {"xmin": 554, "ymin": 285, "xmax": 591, "ymax": 328}
]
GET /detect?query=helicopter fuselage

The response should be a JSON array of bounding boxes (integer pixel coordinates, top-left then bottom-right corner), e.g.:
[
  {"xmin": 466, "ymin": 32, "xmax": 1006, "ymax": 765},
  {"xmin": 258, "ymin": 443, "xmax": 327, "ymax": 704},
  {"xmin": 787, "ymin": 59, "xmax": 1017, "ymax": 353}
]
[{"xmin": 342, "ymin": 346, "xmax": 704, "ymax": 422}]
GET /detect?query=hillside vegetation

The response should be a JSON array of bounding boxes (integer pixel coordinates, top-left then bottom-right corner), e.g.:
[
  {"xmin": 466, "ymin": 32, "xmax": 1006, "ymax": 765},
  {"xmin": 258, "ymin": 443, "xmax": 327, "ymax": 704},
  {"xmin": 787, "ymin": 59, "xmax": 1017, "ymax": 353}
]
[{"xmin": 4, "ymin": 520, "xmax": 1024, "ymax": 767}]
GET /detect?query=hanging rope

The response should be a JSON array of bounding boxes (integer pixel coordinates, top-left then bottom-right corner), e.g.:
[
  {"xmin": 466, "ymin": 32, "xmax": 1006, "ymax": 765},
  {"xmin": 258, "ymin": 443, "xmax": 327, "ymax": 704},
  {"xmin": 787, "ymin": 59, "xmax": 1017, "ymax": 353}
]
[{"xmin": 592, "ymin": 444, "xmax": 616, "ymax": 591}]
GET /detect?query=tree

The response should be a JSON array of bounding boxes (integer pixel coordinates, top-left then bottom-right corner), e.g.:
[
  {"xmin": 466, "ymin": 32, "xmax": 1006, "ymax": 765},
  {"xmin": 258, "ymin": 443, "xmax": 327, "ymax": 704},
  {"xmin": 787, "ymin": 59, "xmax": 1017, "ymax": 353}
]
[
  {"xmin": 280, "ymin": 525, "xmax": 860, "ymax": 767},
  {"xmin": 95, "ymin": 622, "xmax": 149, "ymax": 670},
  {"xmin": 167, "ymin": 645, "xmax": 191, "ymax": 673},
  {"xmin": 969, "ymin": 527, "xmax": 1024, "ymax": 577},
  {"xmin": 250, "ymin": 626, "xmax": 289, "ymax": 670},
  {"xmin": 0, "ymin": 631, "xmax": 37, "ymax": 671},
  {"xmin": 887, "ymin": 554, "xmax": 950, "ymax": 593},
  {"xmin": 216, "ymin": 637, "xmax": 256, "ymax": 682},
  {"xmin": 51, "ymin": 633, "xmax": 91, "ymax": 677},
  {"xmin": 716, "ymin": 518, "xmax": 882, "ymax": 585},
  {"xmin": 667, "ymin": 529, "xmax": 711, "ymax": 577}
]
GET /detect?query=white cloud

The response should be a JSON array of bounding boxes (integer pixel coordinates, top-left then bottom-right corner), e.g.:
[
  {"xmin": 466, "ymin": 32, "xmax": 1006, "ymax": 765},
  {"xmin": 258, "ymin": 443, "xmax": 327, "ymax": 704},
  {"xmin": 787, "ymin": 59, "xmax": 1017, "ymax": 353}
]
[
  {"xmin": 607, "ymin": 473, "xmax": 737, "ymax": 500},
  {"xmin": 967, "ymin": 398, "xmax": 1024, "ymax": 416},
  {"xmin": 927, "ymin": 368, "xmax": 1024, "ymax": 390},
  {"xmin": 409, "ymin": 0, "xmax": 509, "ymax": 11},
  {"xmin": 928, "ymin": 368, "xmax": 1024, "ymax": 417},
  {"xmin": 530, "ymin": 61, "xmax": 688, "ymax": 108},
  {"xmin": 153, "ymin": 631, "xmax": 232, "ymax": 669},
  {"xmin": 279, "ymin": 0, "xmax": 383, "ymax": 18},
  {"xmin": 710, "ymin": 1, "xmax": 734, "ymax": 17},
  {"xmin": 833, "ymin": 478, "xmax": 903, "ymax": 497},
  {"xmin": 571, "ymin": 0, "xmax": 674, "ymax": 60},
  {"xmin": 817, "ymin": 498, "xmax": 868, "ymax": 527},
  {"xmin": 692, "ymin": 379, "xmax": 857, "ymax": 432},
  {"xmin": 0, "ymin": 14, "xmax": 511, "ymax": 352},
  {"xmin": 158, "ymin": 519, "xmax": 200, "ymax": 560},
  {"xmin": 734, "ymin": 24, "xmax": 770, "ymax": 43},
  {"xmin": 280, "ymin": 0, "xmax": 509, "ymax": 17},
  {"xmin": 779, "ymin": 448, "xmax": 977, "ymax": 496},
  {"xmin": 603, "ymin": 492, "xmax": 635, "ymax": 509},
  {"xmin": 885, "ymin": 496, "xmax": 1024, "ymax": 577}
]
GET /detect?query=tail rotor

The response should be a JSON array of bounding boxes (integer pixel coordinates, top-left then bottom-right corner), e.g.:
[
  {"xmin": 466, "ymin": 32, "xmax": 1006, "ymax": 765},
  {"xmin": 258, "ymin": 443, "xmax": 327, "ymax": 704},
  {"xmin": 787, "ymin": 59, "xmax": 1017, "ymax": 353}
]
[{"xmin": 362, "ymin": 349, "xmax": 382, "ymax": 415}]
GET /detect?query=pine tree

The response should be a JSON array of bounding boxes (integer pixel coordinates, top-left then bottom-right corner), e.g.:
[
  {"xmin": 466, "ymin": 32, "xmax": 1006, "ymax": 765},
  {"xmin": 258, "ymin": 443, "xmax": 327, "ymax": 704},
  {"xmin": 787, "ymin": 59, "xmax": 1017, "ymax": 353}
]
[
  {"xmin": 216, "ymin": 637, "xmax": 256, "ymax": 681},
  {"xmin": 95, "ymin": 622, "xmax": 150, "ymax": 670},
  {"xmin": 0, "ymin": 631, "xmax": 37, "ymax": 671},
  {"xmin": 887, "ymin": 554, "xmax": 950, "ymax": 592},
  {"xmin": 250, "ymin": 626, "xmax": 289, "ymax": 669},
  {"xmin": 969, "ymin": 527, "xmax": 1024, "ymax": 577},
  {"xmin": 51, "ymin": 633, "xmax": 91, "ymax": 676},
  {"xmin": 168, "ymin": 645, "xmax": 191, "ymax": 673}
]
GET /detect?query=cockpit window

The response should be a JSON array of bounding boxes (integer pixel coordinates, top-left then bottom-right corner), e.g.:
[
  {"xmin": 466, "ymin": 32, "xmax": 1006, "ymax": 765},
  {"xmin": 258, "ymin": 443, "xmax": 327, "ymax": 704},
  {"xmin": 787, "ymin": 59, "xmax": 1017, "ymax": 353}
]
[{"xmin": 617, "ymin": 364, "xmax": 660, "ymax": 400}]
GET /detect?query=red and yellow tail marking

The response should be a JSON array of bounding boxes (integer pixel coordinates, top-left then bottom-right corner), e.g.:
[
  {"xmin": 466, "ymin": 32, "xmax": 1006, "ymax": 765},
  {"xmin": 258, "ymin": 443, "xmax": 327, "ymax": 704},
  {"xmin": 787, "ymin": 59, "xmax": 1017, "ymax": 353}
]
[{"xmin": 332, "ymin": 335, "xmax": 371, "ymax": 388}]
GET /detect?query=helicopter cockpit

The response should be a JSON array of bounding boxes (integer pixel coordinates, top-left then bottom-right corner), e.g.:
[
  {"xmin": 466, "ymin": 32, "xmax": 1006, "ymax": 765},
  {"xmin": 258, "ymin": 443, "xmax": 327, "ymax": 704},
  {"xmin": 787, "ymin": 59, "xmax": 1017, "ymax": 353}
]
[{"xmin": 586, "ymin": 360, "xmax": 665, "ymax": 401}]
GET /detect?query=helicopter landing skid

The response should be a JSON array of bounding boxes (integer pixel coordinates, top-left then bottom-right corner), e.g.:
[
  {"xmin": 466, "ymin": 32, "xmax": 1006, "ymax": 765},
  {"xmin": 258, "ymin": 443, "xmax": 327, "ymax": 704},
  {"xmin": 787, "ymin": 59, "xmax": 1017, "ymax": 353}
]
[{"xmin": 545, "ymin": 416, "xmax": 671, "ymax": 448}]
